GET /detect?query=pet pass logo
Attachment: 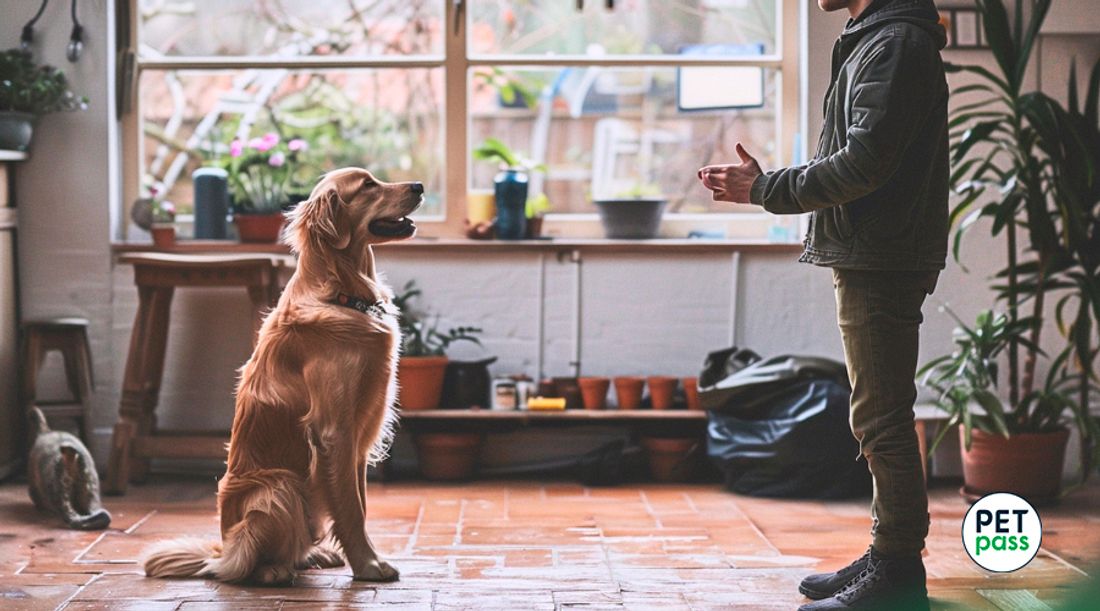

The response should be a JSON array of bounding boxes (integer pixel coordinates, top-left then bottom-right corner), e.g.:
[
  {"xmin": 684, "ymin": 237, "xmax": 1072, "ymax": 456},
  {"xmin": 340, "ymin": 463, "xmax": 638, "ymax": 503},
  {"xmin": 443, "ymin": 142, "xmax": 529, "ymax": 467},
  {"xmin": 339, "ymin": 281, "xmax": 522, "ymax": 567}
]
[{"xmin": 962, "ymin": 492, "xmax": 1042, "ymax": 572}]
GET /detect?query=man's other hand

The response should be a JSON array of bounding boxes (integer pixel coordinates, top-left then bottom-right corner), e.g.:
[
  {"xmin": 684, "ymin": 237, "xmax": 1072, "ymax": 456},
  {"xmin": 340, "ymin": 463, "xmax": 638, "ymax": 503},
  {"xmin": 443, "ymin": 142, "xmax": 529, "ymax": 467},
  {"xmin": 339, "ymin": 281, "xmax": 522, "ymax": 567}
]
[{"xmin": 698, "ymin": 143, "xmax": 763, "ymax": 204}]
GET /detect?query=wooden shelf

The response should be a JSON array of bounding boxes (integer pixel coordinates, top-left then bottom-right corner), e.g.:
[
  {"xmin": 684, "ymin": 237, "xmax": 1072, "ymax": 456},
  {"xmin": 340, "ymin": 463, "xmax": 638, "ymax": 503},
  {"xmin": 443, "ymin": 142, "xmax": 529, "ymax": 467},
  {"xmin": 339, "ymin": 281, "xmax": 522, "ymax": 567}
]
[
  {"xmin": 112, "ymin": 238, "xmax": 800, "ymax": 255},
  {"xmin": 401, "ymin": 408, "xmax": 707, "ymax": 421}
]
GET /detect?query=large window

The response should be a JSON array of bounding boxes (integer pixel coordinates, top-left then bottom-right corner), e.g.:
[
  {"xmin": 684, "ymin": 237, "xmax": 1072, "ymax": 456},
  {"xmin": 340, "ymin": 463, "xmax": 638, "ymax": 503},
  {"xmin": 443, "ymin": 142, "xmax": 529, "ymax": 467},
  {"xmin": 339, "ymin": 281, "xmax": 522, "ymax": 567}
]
[{"xmin": 123, "ymin": 0, "xmax": 799, "ymax": 239}]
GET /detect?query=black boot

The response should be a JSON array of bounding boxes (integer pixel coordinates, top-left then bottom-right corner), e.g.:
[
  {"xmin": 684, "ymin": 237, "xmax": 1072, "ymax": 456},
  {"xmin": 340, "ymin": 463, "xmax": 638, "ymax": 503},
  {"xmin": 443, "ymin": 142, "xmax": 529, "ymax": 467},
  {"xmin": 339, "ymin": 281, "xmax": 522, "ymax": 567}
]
[
  {"xmin": 798, "ymin": 549, "xmax": 928, "ymax": 611},
  {"xmin": 798, "ymin": 547, "xmax": 871, "ymax": 600}
]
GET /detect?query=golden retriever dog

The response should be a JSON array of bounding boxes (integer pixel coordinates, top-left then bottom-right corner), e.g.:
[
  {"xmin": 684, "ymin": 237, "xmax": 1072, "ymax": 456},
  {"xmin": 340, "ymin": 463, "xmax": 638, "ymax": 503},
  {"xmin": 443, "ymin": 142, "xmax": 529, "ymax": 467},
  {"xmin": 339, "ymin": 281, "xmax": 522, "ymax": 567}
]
[{"xmin": 143, "ymin": 168, "xmax": 420, "ymax": 585}]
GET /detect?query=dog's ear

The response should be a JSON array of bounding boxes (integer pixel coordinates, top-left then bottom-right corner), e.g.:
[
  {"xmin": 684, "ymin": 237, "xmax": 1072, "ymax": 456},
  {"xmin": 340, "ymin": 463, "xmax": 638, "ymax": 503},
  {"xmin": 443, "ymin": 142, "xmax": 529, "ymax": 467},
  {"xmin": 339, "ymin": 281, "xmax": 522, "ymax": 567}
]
[{"xmin": 311, "ymin": 188, "xmax": 352, "ymax": 250}]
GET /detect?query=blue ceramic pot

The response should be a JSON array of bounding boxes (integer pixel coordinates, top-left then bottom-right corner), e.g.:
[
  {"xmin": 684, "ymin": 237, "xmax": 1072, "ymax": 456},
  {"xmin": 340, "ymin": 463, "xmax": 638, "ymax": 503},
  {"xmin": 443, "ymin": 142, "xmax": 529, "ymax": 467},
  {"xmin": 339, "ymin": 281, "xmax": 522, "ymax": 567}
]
[{"xmin": 494, "ymin": 168, "xmax": 528, "ymax": 240}]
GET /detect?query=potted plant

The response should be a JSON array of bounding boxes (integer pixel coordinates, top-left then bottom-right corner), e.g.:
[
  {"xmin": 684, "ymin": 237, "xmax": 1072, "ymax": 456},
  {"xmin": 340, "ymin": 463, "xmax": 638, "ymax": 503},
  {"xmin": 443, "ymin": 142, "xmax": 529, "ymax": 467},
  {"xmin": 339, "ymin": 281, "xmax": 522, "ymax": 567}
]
[
  {"xmin": 0, "ymin": 49, "xmax": 87, "ymax": 152},
  {"xmin": 919, "ymin": 310, "xmax": 1098, "ymax": 502},
  {"xmin": 394, "ymin": 280, "xmax": 483, "ymax": 410},
  {"xmin": 472, "ymin": 137, "xmax": 545, "ymax": 240},
  {"xmin": 224, "ymin": 133, "xmax": 308, "ymax": 242},
  {"xmin": 593, "ymin": 183, "xmax": 668, "ymax": 239},
  {"xmin": 150, "ymin": 193, "xmax": 177, "ymax": 249},
  {"xmin": 946, "ymin": 0, "xmax": 1100, "ymax": 497}
]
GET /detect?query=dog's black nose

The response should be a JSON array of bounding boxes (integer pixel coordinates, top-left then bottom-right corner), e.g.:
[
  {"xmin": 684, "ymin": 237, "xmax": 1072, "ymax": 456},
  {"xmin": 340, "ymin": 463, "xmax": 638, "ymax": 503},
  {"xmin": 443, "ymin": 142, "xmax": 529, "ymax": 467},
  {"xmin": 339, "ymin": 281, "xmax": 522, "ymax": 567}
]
[{"xmin": 410, "ymin": 182, "xmax": 424, "ymax": 194}]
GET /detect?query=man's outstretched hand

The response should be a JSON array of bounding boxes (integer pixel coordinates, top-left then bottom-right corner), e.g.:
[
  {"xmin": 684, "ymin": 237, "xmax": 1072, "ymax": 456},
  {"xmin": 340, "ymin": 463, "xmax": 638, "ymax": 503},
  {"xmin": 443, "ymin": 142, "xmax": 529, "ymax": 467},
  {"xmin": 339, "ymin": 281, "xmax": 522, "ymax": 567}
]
[{"xmin": 698, "ymin": 143, "xmax": 763, "ymax": 204}]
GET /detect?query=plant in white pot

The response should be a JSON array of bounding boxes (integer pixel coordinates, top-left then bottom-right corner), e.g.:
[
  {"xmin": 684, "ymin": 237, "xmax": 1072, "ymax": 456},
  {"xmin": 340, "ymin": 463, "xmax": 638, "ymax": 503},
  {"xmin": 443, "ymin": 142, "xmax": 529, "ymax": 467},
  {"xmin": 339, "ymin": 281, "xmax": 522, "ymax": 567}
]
[
  {"xmin": 919, "ymin": 309, "xmax": 1099, "ymax": 502},
  {"xmin": 0, "ymin": 49, "xmax": 87, "ymax": 152},
  {"xmin": 393, "ymin": 281, "xmax": 482, "ymax": 411}
]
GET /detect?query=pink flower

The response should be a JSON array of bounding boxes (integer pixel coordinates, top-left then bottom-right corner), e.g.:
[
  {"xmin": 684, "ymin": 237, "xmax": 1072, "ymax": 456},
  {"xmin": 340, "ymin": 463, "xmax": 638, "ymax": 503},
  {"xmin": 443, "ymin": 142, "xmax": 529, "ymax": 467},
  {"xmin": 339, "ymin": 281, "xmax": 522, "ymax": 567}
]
[
  {"xmin": 288, "ymin": 138, "xmax": 308, "ymax": 152},
  {"xmin": 268, "ymin": 152, "xmax": 286, "ymax": 167},
  {"xmin": 262, "ymin": 132, "xmax": 279, "ymax": 146},
  {"xmin": 229, "ymin": 139, "xmax": 243, "ymax": 157}
]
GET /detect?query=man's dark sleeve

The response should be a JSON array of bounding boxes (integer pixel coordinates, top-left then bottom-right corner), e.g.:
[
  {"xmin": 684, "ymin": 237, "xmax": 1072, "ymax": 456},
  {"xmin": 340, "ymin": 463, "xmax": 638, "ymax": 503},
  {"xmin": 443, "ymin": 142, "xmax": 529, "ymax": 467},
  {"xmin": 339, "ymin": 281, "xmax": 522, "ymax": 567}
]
[{"xmin": 749, "ymin": 33, "xmax": 937, "ymax": 214}]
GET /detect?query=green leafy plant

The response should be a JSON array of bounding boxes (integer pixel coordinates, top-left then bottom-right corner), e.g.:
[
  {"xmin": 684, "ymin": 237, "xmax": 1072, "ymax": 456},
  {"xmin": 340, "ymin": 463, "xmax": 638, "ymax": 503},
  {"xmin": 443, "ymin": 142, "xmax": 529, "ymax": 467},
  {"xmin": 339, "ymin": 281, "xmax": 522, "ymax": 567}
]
[
  {"xmin": 393, "ymin": 281, "xmax": 482, "ymax": 357},
  {"xmin": 947, "ymin": 0, "xmax": 1100, "ymax": 484},
  {"xmin": 919, "ymin": 309, "xmax": 1100, "ymax": 487},
  {"xmin": 0, "ymin": 48, "xmax": 87, "ymax": 114},
  {"xmin": 223, "ymin": 133, "xmax": 309, "ymax": 214},
  {"xmin": 472, "ymin": 137, "xmax": 546, "ymax": 173}
]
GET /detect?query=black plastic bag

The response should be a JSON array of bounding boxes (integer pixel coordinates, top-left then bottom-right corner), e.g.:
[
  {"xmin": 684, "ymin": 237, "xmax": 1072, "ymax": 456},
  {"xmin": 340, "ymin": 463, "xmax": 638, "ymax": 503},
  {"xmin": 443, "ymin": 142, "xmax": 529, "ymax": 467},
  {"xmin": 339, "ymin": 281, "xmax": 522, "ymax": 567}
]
[{"xmin": 700, "ymin": 347, "xmax": 871, "ymax": 499}]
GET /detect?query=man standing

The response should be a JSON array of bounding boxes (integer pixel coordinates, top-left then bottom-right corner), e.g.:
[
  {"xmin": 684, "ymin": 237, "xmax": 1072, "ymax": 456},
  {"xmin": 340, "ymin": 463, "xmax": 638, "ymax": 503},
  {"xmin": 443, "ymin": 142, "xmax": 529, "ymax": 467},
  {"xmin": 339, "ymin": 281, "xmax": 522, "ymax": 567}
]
[{"xmin": 699, "ymin": 0, "xmax": 948, "ymax": 609}]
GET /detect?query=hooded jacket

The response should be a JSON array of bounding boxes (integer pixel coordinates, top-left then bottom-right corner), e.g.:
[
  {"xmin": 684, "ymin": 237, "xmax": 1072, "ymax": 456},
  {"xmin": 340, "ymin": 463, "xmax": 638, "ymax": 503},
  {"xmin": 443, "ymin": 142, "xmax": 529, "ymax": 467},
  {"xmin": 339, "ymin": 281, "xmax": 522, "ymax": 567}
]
[{"xmin": 750, "ymin": 0, "xmax": 950, "ymax": 271}]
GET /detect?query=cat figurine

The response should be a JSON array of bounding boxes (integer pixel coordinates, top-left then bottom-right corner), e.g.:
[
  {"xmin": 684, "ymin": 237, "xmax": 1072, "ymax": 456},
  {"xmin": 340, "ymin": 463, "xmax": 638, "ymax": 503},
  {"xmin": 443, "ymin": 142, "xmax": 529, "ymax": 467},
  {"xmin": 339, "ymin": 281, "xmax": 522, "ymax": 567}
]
[{"xmin": 27, "ymin": 407, "xmax": 111, "ymax": 530}]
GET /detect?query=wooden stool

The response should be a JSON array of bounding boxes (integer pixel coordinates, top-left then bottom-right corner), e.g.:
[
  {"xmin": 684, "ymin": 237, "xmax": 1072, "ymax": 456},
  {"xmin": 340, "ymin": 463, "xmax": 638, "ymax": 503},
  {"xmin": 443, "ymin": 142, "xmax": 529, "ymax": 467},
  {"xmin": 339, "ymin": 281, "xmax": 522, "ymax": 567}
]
[
  {"xmin": 105, "ymin": 254, "xmax": 286, "ymax": 495},
  {"xmin": 20, "ymin": 317, "xmax": 95, "ymax": 442}
]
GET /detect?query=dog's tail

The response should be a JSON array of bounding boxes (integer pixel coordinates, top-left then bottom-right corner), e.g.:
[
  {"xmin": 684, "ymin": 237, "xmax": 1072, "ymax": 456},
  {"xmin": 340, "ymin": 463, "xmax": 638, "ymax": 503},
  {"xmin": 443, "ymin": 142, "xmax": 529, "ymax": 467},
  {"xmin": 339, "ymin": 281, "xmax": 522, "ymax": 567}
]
[
  {"xmin": 145, "ymin": 469, "xmax": 310, "ymax": 583},
  {"xmin": 143, "ymin": 538, "xmax": 220, "ymax": 579}
]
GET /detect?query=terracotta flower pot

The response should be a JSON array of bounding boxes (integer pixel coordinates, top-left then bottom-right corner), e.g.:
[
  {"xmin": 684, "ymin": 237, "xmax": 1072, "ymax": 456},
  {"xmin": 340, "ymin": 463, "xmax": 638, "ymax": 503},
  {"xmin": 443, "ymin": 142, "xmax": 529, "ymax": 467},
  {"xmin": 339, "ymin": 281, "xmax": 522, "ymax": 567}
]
[
  {"xmin": 151, "ymin": 224, "xmax": 176, "ymax": 249},
  {"xmin": 398, "ymin": 356, "xmax": 449, "ymax": 410},
  {"xmin": 415, "ymin": 433, "xmax": 482, "ymax": 481},
  {"xmin": 641, "ymin": 437, "xmax": 700, "ymax": 482},
  {"xmin": 578, "ymin": 377, "xmax": 611, "ymax": 410},
  {"xmin": 613, "ymin": 376, "xmax": 645, "ymax": 410},
  {"xmin": 647, "ymin": 376, "xmax": 678, "ymax": 410},
  {"xmin": 960, "ymin": 427, "xmax": 1069, "ymax": 503},
  {"xmin": 682, "ymin": 377, "xmax": 701, "ymax": 411},
  {"xmin": 234, "ymin": 212, "xmax": 286, "ymax": 243}
]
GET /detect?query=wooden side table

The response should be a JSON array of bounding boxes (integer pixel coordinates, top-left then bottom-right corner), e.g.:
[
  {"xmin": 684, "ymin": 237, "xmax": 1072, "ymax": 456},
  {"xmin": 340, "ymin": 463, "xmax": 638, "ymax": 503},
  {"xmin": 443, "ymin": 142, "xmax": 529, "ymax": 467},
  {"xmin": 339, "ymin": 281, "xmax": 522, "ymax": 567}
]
[
  {"xmin": 105, "ymin": 253, "xmax": 286, "ymax": 495},
  {"xmin": 20, "ymin": 317, "xmax": 95, "ymax": 441}
]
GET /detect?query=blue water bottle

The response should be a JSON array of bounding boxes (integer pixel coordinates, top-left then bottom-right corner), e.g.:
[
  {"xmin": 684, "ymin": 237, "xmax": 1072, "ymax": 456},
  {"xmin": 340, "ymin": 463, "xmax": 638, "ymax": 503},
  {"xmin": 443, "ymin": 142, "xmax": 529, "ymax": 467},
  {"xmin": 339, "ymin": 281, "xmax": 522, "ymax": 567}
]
[
  {"xmin": 193, "ymin": 167, "xmax": 229, "ymax": 239},
  {"xmin": 494, "ymin": 168, "xmax": 528, "ymax": 240}
]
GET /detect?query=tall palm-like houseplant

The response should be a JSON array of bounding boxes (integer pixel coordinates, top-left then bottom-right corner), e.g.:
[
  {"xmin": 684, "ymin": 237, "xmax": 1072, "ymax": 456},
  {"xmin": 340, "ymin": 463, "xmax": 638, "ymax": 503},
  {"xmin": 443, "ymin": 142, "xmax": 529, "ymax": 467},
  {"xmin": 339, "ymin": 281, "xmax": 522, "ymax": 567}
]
[{"xmin": 934, "ymin": 0, "xmax": 1100, "ymax": 497}]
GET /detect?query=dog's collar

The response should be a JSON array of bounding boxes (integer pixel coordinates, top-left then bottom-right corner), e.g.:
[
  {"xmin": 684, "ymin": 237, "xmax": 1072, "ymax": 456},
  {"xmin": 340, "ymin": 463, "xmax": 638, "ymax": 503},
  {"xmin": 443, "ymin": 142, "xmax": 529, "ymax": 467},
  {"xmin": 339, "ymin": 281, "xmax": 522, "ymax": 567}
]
[{"xmin": 332, "ymin": 293, "xmax": 397, "ymax": 318}]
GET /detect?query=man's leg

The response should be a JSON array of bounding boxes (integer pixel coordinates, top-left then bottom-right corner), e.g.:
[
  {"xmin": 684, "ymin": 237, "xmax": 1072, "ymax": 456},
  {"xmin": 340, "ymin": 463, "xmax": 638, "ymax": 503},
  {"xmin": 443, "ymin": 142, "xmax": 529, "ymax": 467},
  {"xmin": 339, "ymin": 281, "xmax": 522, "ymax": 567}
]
[
  {"xmin": 836, "ymin": 268, "xmax": 936, "ymax": 557},
  {"xmin": 799, "ymin": 268, "xmax": 937, "ymax": 610}
]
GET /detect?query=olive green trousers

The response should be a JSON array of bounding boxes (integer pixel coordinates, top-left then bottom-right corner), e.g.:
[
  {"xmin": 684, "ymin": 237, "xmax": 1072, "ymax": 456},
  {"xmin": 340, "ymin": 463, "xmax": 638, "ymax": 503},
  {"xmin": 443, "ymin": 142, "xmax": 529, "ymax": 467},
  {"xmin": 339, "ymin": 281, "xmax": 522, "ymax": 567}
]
[{"xmin": 834, "ymin": 268, "xmax": 939, "ymax": 557}]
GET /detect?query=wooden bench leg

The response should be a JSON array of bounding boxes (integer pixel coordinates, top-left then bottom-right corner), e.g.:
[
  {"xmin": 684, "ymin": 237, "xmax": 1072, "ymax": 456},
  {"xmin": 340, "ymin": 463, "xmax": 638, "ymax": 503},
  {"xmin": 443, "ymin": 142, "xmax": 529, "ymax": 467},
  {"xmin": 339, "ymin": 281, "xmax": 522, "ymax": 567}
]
[{"xmin": 106, "ymin": 285, "xmax": 174, "ymax": 494}]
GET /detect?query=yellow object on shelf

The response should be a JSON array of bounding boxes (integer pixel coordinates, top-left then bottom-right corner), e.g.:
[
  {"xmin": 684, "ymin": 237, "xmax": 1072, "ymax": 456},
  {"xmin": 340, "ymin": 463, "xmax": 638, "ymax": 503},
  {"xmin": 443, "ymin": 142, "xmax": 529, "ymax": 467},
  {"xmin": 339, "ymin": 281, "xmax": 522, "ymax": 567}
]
[
  {"xmin": 526, "ymin": 396, "xmax": 567, "ymax": 411},
  {"xmin": 466, "ymin": 190, "xmax": 495, "ymax": 224}
]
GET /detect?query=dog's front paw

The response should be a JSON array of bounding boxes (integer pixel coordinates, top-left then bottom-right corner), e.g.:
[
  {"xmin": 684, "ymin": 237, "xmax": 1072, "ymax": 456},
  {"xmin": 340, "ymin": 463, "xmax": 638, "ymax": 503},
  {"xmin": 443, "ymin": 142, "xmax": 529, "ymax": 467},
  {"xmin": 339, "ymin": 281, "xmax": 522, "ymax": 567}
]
[{"xmin": 353, "ymin": 558, "xmax": 400, "ymax": 582}]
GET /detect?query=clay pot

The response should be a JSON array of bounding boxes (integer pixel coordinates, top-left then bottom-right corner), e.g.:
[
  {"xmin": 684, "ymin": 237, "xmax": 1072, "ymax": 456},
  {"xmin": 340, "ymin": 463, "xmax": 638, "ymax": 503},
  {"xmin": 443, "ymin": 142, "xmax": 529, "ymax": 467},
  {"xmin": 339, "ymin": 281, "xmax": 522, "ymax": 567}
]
[
  {"xmin": 415, "ymin": 433, "xmax": 482, "ymax": 481},
  {"xmin": 578, "ymin": 377, "xmax": 611, "ymax": 410},
  {"xmin": 647, "ymin": 376, "xmax": 678, "ymax": 410},
  {"xmin": 682, "ymin": 377, "xmax": 701, "ymax": 411},
  {"xmin": 526, "ymin": 214, "xmax": 544, "ymax": 239},
  {"xmin": 234, "ymin": 212, "xmax": 286, "ymax": 242},
  {"xmin": 961, "ymin": 427, "xmax": 1069, "ymax": 503},
  {"xmin": 398, "ymin": 356, "xmax": 449, "ymax": 410},
  {"xmin": 641, "ymin": 437, "xmax": 700, "ymax": 482},
  {"xmin": 613, "ymin": 376, "xmax": 645, "ymax": 410},
  {"xmin": 151, "ymin": 224, "xmax": 176, "ymax": 249},
  {"xmin": 552, "ymin": 377, "xmax": 583, "ymax": 410}
]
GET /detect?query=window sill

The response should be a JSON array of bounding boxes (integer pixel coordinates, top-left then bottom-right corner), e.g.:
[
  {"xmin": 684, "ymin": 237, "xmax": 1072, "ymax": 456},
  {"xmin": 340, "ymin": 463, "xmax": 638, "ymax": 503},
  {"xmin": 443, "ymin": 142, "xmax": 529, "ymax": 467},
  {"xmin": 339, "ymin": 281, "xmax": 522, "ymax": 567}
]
[{"xmin": 110, "ymin": 238, "xmax": 803, "ymax": 255}]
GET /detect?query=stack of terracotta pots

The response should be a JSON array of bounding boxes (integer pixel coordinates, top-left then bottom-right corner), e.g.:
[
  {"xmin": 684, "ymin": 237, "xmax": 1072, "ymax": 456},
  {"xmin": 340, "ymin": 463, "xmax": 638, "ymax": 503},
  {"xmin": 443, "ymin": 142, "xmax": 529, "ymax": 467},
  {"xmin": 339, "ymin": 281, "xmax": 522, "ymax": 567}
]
[{"xmin": 569, "ymin": 376, "xmax": 703, "ymax": 411}]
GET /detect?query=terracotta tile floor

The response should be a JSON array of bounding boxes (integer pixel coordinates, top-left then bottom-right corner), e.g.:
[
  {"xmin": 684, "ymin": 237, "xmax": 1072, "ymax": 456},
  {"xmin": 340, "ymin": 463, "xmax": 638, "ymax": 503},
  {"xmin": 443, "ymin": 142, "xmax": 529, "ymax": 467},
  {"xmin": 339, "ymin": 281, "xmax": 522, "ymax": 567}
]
[{"xmin": 1, "ymin": 478, "xmax": 1098, "ymax": 610}]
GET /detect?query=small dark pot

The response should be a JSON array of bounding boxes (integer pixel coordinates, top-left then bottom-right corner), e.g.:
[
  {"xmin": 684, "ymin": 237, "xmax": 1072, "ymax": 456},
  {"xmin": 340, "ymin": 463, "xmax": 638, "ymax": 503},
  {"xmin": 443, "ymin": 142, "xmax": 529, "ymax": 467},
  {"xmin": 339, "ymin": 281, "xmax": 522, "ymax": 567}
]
[
  {"xmin": 0, "ymin": 112, "xmax": 36, "ymax": 152},
  {"xmin": 594, "ymin": 198, "xmax": 667, "ymax": 239},
  {"xmin": 494, "ymin": 168, "xmax": 528, "ymax": 240},
  {"xmin": 441, "ymin": 356, "xmax": 498, "ymax": 410},
  {"xmin": 234, "ymin": 212, "xmax": 286, "ymax": 243}
]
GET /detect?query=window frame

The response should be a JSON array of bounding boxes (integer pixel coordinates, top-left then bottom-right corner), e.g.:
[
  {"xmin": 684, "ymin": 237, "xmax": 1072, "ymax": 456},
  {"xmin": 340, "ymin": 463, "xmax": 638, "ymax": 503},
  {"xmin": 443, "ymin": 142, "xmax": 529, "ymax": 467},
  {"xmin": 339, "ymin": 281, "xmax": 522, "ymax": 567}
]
[{"xmin": 120, "ymin": 0, "xmax": 801, "ymax": 240}]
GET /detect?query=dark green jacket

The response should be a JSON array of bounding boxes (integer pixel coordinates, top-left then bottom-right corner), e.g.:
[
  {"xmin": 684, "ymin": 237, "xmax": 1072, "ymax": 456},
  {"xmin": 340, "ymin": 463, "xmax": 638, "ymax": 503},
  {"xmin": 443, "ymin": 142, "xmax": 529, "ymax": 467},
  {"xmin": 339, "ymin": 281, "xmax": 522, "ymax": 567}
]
[{"xmin": 750, "ymin": 0, "xmax": 949, "ymax": 271}]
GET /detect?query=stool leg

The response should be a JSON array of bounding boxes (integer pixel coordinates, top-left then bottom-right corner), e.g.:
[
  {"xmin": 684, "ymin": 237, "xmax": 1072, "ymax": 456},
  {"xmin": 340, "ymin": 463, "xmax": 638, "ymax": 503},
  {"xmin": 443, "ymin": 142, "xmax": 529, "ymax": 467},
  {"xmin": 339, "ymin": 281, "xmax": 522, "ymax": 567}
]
[
  {"xmin": 20, "ymin": 332, "xmax": 46, "ymax": 408},
  {"xmin": 106, "ymin": 285, "xmax": 174, "ymax": 494}
]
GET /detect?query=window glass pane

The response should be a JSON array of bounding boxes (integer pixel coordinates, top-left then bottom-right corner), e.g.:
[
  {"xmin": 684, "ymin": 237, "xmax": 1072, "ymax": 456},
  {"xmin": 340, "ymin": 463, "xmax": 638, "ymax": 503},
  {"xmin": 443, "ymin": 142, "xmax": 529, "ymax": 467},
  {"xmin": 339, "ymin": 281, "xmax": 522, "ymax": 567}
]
[
  {"xmin": 469, "ymin": 0, "xmax": 778, "ymax": 56},
  {"xmin": 469, "ymin": 67, "xmax": 777, "ymax": 215},
  {"xmin": 140, "ymin": 69, "xmax": 444, "ymax": 217},
  {"xmin": 138, "ymin": 0, "xmax": 444, "ymax": 57}
]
